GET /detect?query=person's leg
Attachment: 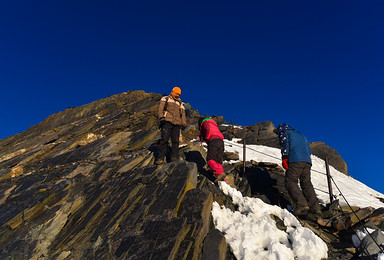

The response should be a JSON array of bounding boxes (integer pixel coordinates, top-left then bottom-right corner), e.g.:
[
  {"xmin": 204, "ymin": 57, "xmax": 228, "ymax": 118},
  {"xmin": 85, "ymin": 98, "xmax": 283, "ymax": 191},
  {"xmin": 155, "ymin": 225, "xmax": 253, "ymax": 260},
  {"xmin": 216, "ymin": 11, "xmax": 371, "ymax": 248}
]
[
  {"xmin": 207, "ymin": 139, "xmax": 224, "ymax": 177},
  {"xmin": 300, "ymin": 163, "xmax": 321, "ymax": 212},
  {"xmin": 170, "ymin": 124, "xmax": 181, "ymax": 161},
  {"xmin": 285, "ymin": 162, "xmax": 308, "ymax": 210},
  {"xmin": 216, "ymin": 139, "xmax": 224, "ymax": 165},
  {"xmin": 157, "ymin": 122, "xmax": 172, "ymax": 163},
  {"xmin": 207, "ymin": 160, "xmax": 224, "ymax": 175}
]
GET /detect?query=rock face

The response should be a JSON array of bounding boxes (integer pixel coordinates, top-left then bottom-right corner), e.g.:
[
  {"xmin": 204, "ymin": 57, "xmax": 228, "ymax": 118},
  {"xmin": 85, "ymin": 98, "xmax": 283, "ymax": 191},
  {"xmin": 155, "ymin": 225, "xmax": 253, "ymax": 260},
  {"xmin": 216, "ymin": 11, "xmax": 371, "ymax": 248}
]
[
  {"xmin": 309, "ymin": 141, "xmax": 348, "ymax": 175},
  {"xmin": 0, "ymin": 90, "xmax": 239, "ymax": 259},
  {"xmin": 0, "ymin": 89, "xmax": 370, "ymax": 259},
  {"xmin": 1, "ymin": 161, "xmax": 200, "ymax": 259},
  {"xmin": 244, "ymin": 121, "xmax": 280, "ymax": 148}
]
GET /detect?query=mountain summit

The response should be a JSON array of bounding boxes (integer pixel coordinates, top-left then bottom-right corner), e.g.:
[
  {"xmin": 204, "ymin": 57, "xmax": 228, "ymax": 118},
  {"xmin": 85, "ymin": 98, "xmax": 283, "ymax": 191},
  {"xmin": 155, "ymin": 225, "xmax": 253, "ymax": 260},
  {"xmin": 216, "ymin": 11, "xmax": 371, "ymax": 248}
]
[{"xmin": 1, "ymin": 90, "xmax": 383, "ymax": 259}]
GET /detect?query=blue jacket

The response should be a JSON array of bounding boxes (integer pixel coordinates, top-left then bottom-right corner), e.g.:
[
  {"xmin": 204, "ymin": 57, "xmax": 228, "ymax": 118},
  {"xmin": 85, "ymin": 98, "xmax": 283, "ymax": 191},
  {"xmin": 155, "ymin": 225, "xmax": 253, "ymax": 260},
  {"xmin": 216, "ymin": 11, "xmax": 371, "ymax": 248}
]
[{"xmin": 276, "ymin": 123, "xmax": 312, "ymax": 164}]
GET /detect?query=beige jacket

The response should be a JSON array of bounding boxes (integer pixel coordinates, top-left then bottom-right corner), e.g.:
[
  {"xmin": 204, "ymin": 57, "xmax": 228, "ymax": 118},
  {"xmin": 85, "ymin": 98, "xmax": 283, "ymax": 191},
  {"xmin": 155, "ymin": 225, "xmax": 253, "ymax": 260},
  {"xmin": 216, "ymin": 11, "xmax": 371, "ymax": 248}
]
[{"xmin": 157, "ymin": 95, "xmax": 187, "ymax": 126}]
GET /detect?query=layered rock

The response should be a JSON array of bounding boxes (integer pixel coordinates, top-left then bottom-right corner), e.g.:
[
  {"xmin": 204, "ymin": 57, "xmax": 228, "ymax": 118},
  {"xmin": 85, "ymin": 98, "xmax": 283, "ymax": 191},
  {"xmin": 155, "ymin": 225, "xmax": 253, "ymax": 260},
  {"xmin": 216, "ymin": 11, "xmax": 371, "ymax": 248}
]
[{"xmin": 0, "ymin": 90, "xmax": 233, "ymax": 259}]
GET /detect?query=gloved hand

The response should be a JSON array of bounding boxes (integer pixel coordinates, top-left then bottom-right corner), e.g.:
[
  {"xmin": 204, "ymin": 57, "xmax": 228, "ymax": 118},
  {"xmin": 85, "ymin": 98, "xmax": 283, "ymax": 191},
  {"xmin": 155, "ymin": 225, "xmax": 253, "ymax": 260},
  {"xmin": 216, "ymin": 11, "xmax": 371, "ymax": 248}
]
[{"xmin": 282, "ymin": 158, "xmax": 289, "ymax": 170}]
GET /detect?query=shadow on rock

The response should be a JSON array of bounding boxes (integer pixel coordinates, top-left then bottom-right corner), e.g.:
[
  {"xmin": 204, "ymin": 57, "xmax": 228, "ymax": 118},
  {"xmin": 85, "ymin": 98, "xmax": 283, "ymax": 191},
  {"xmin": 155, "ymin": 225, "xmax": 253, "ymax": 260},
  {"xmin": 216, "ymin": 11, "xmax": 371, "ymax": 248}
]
[
  {"xmin": 185, "ymin": 150, "xmax": 216, "ymax": 182},
  {"xmin": 245, "ymin": 166, "xmax": 289, "ymax": 208}
]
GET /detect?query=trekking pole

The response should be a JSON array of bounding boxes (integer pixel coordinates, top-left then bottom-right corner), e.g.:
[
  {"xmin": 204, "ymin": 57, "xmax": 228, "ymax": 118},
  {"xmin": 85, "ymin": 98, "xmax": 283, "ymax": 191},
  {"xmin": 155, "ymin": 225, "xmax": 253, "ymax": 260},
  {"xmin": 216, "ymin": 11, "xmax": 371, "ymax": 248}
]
[
  {"xmin": 242, "ymin": 138, "xmax": 246, "ymax": 177},
  {"xmin": 325, "ymin": 158, "xmax": 334, "ymax": 204}
]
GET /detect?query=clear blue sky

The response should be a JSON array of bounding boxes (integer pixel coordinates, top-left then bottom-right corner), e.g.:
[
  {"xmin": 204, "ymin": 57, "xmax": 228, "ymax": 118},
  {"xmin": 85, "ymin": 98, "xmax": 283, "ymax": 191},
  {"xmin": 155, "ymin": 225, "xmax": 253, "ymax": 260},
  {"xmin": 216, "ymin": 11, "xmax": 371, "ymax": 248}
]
[{"xmin": 1, "ymin": 1, "xmax": 383, "ymax": 193}]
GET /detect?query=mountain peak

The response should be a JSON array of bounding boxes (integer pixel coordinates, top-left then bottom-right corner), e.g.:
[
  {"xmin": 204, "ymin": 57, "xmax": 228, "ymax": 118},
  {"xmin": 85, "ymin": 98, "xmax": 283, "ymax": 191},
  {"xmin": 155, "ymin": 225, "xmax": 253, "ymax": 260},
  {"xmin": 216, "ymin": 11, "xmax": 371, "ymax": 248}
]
[{"xmin": 0, "ymin": 90, "xmax": 383, "ymax": 259}]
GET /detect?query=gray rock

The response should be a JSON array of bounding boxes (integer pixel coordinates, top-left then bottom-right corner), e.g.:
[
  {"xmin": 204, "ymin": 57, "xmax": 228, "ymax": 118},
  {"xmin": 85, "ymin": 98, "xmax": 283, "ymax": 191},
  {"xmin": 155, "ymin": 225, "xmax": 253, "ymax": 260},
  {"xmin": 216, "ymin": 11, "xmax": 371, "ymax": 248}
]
[
  {"xmin": 359, "ymin": 229, "xmax": 384, "ymax": 257},
  {"xmin": 309, "ymin": 141, "xmax": 348, "ymax": 175},
  {"xmin": 223, "ymin": 151, "xmax": 239, "ymax": 161},
  {"xmin": 201, "ymin": 229, "xmax": 227, "ymax": 260},
  {"xmin": 244, "ymin": 121, "xmax": 280, "ymax": 148},
  {"xmin": 178, "ymin": 188, "xmax": 213, "ymax": 259}
]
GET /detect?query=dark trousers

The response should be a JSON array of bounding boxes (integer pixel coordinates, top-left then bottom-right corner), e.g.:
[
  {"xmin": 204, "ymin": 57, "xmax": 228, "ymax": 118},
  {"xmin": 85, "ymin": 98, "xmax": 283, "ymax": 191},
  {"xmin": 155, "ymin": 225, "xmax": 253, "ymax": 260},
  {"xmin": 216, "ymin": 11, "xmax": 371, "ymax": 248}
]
[
  {"xmin": 158, "ymin": 122, "xmax": 180, "ymax": 161},
  {"xmin": 285, "ymin": 162, "xmax": 321, "ymax": 211},
  {"xmin": 207, "ymin": 139, "xmax": 224, "ymax": 164}
]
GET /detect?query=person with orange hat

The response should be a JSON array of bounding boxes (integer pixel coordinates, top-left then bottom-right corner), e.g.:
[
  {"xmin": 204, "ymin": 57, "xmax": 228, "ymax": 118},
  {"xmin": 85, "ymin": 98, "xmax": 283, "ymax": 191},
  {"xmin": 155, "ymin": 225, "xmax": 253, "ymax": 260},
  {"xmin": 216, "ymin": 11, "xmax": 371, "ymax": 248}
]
[{"xmin": 156, "ymin": 86, "xmax": 187, "ymax": 164}]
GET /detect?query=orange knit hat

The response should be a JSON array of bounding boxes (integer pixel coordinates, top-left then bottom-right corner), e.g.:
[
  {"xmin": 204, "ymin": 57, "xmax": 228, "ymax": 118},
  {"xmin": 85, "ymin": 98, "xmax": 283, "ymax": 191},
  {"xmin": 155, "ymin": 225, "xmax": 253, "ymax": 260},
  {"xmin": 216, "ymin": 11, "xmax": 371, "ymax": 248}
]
[{"xmin": 172, "ymin": 86, "xmax": 181, "ymax": 95}]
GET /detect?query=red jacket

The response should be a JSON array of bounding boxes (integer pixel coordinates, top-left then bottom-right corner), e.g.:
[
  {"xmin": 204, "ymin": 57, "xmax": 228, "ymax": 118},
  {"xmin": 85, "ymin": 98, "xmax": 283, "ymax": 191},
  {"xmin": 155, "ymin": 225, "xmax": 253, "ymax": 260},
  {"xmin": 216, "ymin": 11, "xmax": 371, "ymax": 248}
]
[{"xmin": 200, "ymin": 118, "xmax": 224, "ymax": 142}]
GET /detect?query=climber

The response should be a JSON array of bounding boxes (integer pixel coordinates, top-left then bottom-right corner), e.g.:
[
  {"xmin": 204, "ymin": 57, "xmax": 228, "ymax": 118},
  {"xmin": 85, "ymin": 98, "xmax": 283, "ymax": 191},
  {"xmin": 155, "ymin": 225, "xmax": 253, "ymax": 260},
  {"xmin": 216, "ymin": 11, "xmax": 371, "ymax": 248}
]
[
  {"xmin": 275, "ymin": 123, "xmax": 321, "ymax": 217},
  {"xmin": 198, "ymin": 117, "xmax": 226, "ymax": 182},
  {"xmin": 156, "ymin": 86, "xmax": 187, "ymax": 164}
]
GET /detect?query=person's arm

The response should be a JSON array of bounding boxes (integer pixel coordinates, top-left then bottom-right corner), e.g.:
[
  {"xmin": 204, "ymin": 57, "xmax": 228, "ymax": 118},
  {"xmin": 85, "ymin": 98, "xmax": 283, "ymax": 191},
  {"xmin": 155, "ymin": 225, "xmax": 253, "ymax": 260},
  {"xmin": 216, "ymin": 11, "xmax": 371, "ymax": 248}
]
[
  {"xmin": 157, "ymin": 97, "xmax": 166, "ymax": 120},
  {"xmin": 180, "ymin": 103, "xmax": 187, "ymax": 128},
  {"xmin": 279, "ymin": 130, "xmax": 290, "ymax": 170}
]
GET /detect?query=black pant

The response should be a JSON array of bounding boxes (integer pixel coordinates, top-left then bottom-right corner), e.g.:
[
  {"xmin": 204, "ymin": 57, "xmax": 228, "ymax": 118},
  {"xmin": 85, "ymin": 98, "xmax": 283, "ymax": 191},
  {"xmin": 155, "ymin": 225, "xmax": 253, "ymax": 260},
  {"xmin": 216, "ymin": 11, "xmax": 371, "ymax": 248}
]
[
  {"xmin": 285, "ymin": 161, "xmax": 321, "ymax": 211},
  {"xmin": 207, "ymin": 139, "xmax": 224, "ymax": 164},
  {"xmin": 158, "ymin": 121, "xmax": 180, "ymax": 161}
]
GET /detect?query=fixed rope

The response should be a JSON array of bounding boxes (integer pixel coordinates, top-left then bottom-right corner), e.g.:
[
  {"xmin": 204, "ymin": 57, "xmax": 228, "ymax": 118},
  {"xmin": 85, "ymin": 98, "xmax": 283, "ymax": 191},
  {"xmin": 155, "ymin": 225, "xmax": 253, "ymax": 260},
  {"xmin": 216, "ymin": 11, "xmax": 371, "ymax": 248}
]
[
  {"xmin": 224, "ymin": 140, "xmax": 331, "ymax": 194},
  {"xmin": 223, "ymin": 140, "xmax": 281, "ymax": 160}
]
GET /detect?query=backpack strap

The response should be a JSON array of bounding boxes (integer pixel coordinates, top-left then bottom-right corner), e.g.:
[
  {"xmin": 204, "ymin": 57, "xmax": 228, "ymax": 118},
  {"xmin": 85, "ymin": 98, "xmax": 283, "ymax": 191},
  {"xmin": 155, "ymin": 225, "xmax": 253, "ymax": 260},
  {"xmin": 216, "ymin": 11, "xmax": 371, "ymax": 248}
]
[{"xmin": 163, "ymin": 96, "xmax": 169, "ymax": 111}]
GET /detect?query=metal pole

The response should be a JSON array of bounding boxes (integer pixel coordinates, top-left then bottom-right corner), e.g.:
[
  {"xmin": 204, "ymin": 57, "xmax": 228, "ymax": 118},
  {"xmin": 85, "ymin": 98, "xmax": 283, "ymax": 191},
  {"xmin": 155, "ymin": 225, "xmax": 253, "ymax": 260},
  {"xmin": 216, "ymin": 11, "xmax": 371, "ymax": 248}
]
[
  {"xmin": 325, "ymin": 157, "xmax": 333, "ymax": 204},
  {"xmin": 243, "ymin": 138, "xmax": 246, "ymax": 176}
]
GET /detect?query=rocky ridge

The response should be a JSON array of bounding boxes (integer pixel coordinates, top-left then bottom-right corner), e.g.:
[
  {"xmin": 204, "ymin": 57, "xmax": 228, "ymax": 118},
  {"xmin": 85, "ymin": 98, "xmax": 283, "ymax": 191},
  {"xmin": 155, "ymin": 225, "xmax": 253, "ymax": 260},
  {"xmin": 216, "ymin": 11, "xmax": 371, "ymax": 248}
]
[{"xmin": 0, "ymin": 90, "xmax": 382, "ymax": 259}]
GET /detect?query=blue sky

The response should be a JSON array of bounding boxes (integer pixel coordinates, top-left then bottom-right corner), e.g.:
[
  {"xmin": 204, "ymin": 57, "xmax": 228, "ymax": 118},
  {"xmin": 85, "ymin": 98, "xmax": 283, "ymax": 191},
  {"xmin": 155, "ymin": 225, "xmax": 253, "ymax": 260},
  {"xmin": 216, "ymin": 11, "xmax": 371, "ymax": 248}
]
[{"xmin": 1, "ymin": 1, "xmax": 383, "ymax": 193}]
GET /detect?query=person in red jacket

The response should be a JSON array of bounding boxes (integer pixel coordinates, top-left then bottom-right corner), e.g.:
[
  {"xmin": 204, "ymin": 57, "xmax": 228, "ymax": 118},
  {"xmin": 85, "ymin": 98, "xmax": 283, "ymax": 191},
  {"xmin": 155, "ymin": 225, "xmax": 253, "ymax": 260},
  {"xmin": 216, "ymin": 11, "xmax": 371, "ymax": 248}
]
[{"xmin": 198, "ymin": 117, "xmax": 226, "ymax": 182}]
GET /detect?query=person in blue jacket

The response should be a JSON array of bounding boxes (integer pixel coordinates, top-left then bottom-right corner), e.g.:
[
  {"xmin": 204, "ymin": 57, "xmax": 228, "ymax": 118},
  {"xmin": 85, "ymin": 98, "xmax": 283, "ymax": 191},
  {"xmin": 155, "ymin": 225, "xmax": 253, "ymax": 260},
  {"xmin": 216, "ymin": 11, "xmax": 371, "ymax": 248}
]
[{"xmin": 276, "ymin": 123, "xmax": 321, "ymax": 217}]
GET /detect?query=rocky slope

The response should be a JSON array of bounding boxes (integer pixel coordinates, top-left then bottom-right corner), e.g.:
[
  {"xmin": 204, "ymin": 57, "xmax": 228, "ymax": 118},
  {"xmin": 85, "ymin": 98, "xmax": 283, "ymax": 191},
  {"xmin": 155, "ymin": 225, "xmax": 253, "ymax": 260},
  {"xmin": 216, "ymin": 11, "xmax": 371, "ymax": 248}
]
[{"xmin": 0, "ymin": 90, "xmax": 382, "ymax": 259}]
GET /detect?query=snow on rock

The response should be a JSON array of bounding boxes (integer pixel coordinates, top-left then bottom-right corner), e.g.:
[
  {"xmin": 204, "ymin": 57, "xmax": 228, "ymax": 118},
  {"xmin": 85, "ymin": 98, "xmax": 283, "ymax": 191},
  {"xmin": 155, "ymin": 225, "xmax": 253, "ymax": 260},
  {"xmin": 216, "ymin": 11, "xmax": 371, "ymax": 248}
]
[{"xmin": 212, "ymin": 182, "xmax": 328, "ymax": 260}]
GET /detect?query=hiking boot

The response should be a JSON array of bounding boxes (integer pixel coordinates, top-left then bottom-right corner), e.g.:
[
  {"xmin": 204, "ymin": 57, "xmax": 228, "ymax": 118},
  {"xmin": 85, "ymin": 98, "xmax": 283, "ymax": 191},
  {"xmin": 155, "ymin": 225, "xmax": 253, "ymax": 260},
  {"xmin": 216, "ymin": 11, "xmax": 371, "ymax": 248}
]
[
  {"xmin": 214, "ymin": 173, "xmax": 226, "ymax": 183},
  {"xmin": 295, "ymin": 206, "xmax": 310, "ymax": 216},
  {"xmin": 156, "ymin": 159, "xmax": 166, "ymax": 165}
]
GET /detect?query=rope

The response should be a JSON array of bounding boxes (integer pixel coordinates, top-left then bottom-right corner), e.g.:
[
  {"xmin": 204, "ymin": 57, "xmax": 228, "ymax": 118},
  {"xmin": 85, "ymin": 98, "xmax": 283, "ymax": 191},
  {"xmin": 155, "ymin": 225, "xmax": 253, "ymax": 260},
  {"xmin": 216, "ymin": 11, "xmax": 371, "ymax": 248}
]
[
  {"xmin": 313, "ymin": 188, "xmax": 331, "ymax": 195},
  {"xmin": 224, "ymin": 140, "xmax": 330, "ymax": 194},
  {"xmin": 224, "ymin": 140, "xmax": 328, "ymax": 176},
  {"xmin": 311, "ymin": 168, "xmax": 328, "ymax": 176},
  {"xmin": 223, "ymin": 140, "xmax": 281, "ymax": 160}
]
